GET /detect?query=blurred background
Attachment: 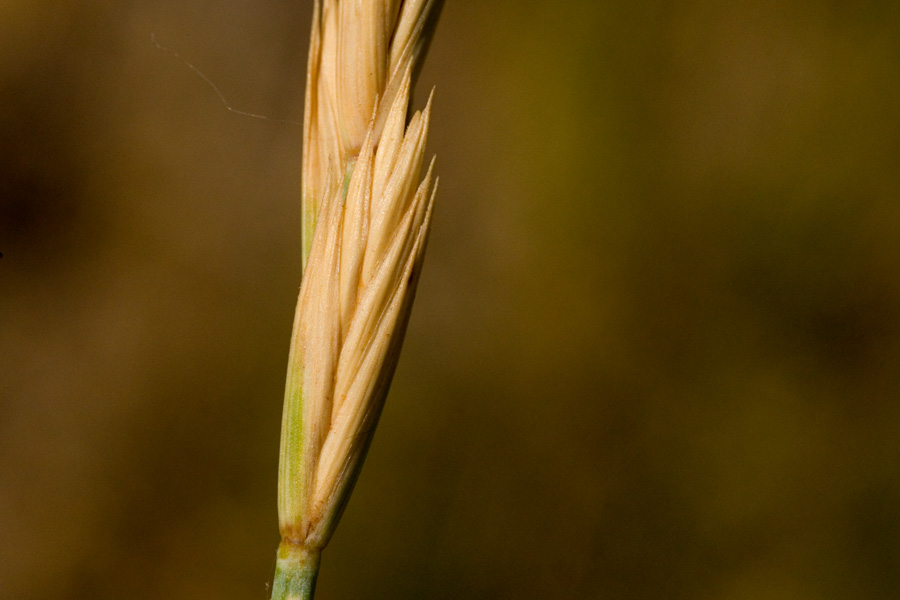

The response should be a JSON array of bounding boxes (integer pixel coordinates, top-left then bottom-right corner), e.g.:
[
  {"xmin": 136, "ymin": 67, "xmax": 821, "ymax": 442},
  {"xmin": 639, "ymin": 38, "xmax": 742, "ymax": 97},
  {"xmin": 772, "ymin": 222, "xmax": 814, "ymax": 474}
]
[{"xmin": 2, "ymin": 1, "xmax": 900, "ymax": 598}]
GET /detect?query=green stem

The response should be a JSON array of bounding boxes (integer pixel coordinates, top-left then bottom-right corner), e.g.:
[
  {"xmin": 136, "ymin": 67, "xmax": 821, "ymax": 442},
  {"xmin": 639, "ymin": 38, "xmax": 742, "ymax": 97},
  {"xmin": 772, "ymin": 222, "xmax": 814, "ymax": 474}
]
[{"xmin": 271, "ymin": 543, "xmax": 321, "ymax": 600}]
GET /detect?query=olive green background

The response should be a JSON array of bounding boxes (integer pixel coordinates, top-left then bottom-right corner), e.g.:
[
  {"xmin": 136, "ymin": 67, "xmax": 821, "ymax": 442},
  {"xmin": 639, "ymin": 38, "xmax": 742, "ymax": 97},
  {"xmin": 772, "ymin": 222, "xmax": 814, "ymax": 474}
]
[{"xmin": 2, "ymin": 1, "xmax": 899, "ymax": 598}]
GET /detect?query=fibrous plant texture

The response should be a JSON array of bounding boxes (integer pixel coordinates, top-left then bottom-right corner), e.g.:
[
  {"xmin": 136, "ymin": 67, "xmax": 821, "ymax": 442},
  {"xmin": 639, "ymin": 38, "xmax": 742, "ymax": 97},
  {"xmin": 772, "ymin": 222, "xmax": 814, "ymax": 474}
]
[{"xmin": 271, "ymin": 2, "xmax": 443, "ymax": 599}]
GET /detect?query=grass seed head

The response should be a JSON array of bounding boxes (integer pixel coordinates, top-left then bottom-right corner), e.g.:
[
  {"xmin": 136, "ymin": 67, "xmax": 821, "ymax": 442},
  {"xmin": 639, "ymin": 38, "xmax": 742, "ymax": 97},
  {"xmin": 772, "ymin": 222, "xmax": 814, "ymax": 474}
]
[{"xmin": 279, "ymin": 0, "xmax": 441, "ymax": 551}]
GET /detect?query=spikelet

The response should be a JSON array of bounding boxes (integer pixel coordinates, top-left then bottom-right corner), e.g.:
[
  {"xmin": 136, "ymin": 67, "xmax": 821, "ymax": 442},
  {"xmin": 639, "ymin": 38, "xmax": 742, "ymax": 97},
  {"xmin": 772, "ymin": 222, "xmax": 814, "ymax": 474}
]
[
  {"xmin": 272, "ymin": 1, "xmax": 442, "ymax": 598},
  {"xmin": 301, "ymin": 0, "xmax": 443, "ymax": 267}
]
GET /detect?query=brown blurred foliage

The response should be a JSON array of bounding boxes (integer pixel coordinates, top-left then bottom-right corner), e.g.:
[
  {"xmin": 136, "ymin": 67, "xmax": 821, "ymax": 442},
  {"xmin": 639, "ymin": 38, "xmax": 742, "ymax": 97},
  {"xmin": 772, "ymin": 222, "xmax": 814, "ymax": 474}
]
[{"xmin": 2, "ymin": 1, "xmax": 900, "ymax": 599}]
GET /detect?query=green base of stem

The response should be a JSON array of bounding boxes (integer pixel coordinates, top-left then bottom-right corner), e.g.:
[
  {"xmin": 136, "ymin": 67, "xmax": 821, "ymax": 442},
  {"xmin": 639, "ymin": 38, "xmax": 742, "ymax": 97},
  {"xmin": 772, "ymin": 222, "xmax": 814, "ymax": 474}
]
[{"xmin": 271, "ymin": 543, "xmax": 321, "ymax": 600}]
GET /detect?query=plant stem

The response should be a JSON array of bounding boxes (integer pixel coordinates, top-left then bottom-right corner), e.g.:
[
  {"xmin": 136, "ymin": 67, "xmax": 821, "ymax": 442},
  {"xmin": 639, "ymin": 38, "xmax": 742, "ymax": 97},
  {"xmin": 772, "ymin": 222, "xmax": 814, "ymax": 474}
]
[{"xmin": 271, "ymin": 543, "xmax": 321, "ymax": 600}]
